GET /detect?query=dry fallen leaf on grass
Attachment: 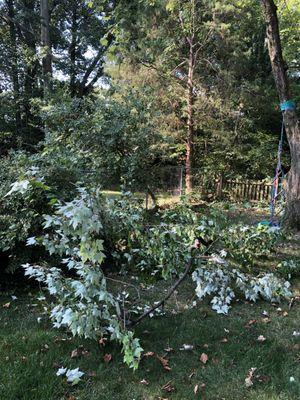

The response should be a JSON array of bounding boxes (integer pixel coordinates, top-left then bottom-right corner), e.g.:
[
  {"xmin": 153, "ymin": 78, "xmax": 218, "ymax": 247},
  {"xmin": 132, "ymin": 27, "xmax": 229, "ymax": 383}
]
[
  {"xmin": 157, "ymin": 355, "xmax": 171, "ymax": 371},
  {"xmin": 199, "ymin": 353, "xmax": 208, "ymax": 364},
  {"xmin": 256, "ymin": 374, "xmax": 270, "ymax": 384},
  {"xmin": 180, "ymin": 344, "xmax": 194, "ymax": 351},
  {"xmin": 245, "ymin": 319, "xmax": 257, "ymax": 328},
  {"xmin": 144, "ymin": 351, "xmax": 155, "ymax": 357},
  {"xmin": 245, "ymin": 367, "xmax": 257, "ymax": 387},
  {"xmin": 282, "ymin": 311, "xmax": 289, "ymax": 317},
  {"xmin": 103, "ymin": 354, "xmax": 112, "ymax": 363},
  {"xmin": 71, "ymin": 346, "xmax": 89, "ymax": 359},
  {"xmin": 164, "ymin": 347, "xmax": 173, "ymax": 353},
  {"xmin": 257, "ymin": 335, "xmax": 266, "ymax": 342},
  {"xmin": 193, "ymin": 384, "xmax": 199, "ymax": 394},
  {"xmin": 220, "ymin": 338, "xmax": 228, "ymax": 343},
  {"xmin": 140, "ymin": 379, "xmax": 149, "ymax": 385},
  {"xmin": 189, "ymin": 369, "xmax": 196, "ymax": 379},
  {"xmin": 261, "ymin": 317, "xmax": 271, "ymax": 324},
  {"xmin": 98, "ymin": 337, "xmax": 107, "ymax": 347},
  {"xmin": 2, "ymin": 302, "xmax": 10, "ymax": 308},
  {"xmin": 161, "ymin": 380, "xmax": 175, "ymax": 392}
]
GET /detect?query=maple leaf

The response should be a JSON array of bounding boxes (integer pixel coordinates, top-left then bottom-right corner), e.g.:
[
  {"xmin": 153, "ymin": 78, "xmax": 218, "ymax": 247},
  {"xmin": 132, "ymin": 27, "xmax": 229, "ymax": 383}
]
[
  {"xmin": 199, "ymin": 353, "xmax": 208, "ymax": 364},
  {"xmin": 56, "ymin": 367, "xmax": 67, "ymax": 376},
  {"xmin": 66, "ymin": 368, "xmax": 84, "ymax": 385}
]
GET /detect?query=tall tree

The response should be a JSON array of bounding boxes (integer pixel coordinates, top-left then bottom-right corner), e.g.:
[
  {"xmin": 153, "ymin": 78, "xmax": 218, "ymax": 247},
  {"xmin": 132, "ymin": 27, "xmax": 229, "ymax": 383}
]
[
  {"xmin": 6, "ymin": 0, "xmax": 21, "ymax": 134},
  {"xmin": 261, "ymin": 0, "xmax": 300, "ymax": 228},
  {"xmin": 52, "ymin": 0, "xmax": 115, "ymax": 97},
  {"xmin": 40, "ymin": 0, "xmax": 52, "ymax": 93}
]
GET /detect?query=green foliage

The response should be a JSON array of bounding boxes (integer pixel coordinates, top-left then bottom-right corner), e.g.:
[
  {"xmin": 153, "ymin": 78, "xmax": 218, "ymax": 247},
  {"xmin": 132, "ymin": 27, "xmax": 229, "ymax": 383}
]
[
  {"xmin": 6, "ymin": 172, "xmax": 292, "ymax": 368},
  {"xmin": 0, "ymin": 156, "xmax": 50, "ymax": 273},
  {"xmin": 23, "ymin": 187, "xmax": 143, "ymax": 369},
  {"xmin": 38, "ymin": 87, "xmax": 167, "ymax": 190},
  {"xmin": 0, "ymin": 147, "xmax": 85, "ymax": 274},
  {"xmin": 277, "ymin": 259, "xmax": 300, "ymax": 279},
  {"xmin": 221, "ymin": 224, "xmax": 283, "ymax": 268}
]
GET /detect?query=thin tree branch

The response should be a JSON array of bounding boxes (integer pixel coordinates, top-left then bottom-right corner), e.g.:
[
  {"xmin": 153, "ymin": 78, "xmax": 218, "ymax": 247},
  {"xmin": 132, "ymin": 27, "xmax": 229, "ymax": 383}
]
[{"xmin": 129, "ymin": 238, "xmax": 218, "ymax": 327}]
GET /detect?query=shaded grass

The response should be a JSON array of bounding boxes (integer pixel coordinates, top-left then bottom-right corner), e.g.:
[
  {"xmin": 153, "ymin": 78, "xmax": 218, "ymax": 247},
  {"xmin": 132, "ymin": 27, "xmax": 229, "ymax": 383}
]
[{"xmin": 1, "ymin": 285, "xmax": 300, "ymax": 400}]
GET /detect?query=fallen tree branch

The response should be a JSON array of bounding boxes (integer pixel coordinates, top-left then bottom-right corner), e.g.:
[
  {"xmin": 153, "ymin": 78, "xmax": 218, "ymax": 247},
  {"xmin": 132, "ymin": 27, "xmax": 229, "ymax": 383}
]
[{"xmin": 129, "ymin": 237, "xmax": 218, "ymax": 327}]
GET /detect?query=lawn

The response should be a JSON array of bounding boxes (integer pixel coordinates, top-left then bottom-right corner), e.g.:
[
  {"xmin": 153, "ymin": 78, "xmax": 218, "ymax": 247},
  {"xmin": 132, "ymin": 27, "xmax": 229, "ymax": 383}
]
[{"xmin": 1, "ymin": 204, "xmax": 300, "ymax": 400}]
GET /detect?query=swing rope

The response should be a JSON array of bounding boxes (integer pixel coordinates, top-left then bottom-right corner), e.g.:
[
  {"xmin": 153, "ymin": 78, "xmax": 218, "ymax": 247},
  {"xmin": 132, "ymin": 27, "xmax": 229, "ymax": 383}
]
[
  {"xmin": 269, "ymin": 100, "xmax": 296, "ymax": 225},
  {"xmin": 269, "ymin": 118, "xmax": 285, "ymax": 224}
]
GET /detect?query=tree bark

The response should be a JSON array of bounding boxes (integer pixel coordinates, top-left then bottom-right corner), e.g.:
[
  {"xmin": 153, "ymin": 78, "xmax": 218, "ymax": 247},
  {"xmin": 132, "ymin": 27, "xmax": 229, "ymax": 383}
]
[
  {"xmin": 23, "ymin": 0, "xmax": 40, "ymax": 145},
  {"xmin": 6, "ymin": 0, "xmax": 22, "ymax": 135},
  {"xmin": 40, "ymin": 0, "xmax": 52, "ymax": 93},
  {"xmin": 260, "ymin": 0, "xmax": 300, "ymax": 228},
  {"xmin": 69, "ymin": 1, "xmax": 78, "ymax": 97},
  {"xmin": 185, "ymin": 35, "xmax": 194, "ymax": 194}
]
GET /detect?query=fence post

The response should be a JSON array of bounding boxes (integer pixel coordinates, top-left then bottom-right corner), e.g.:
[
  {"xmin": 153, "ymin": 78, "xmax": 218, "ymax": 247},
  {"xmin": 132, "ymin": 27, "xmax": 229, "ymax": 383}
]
[
  {"xmin": 216, "ymin": 174, "xmax": 223, "ymax": 199},
  {"xmin": 145, "ymin": 191, "xmax": 149, "ymax": 210},
  {"xmin": 179, "ymin": 166, "xmax": 183, "ymax": 197}
]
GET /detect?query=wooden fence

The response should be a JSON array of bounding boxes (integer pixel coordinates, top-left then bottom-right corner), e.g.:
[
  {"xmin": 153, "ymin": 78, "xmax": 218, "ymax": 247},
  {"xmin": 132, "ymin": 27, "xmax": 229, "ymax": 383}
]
[
  {"xmin": 194, "ymin": 176, "xmax": 276, "ymax": 202},
  {"xmin": 219, "ymin": 178, "xmax": 273, "ymax": 201}
]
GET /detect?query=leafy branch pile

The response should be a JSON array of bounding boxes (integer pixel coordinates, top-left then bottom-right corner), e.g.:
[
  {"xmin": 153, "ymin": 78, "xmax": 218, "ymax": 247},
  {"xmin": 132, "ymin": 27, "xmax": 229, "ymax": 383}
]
[{"xmin": 7, "ymin": 176, "xmax": 293, "ymax": 369}]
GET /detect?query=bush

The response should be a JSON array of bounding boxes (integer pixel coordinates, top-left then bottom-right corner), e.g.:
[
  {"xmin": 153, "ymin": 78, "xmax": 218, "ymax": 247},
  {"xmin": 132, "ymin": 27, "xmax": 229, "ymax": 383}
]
[{"xmin": 0, "ymin": 150, "xmax": 83, "ymax": 275}]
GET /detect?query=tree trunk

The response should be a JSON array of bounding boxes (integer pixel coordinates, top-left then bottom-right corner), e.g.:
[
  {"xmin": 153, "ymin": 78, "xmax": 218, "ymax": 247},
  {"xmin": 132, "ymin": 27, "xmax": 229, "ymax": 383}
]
[
  {"xmin": 40, "ymin": 0, "xmax": 52, "ymax": 93},
  {"xmin": 23, "ymin": 0, "xmax": 40, "ymax": 145},
  {"xmin": 69, "ymin": 2, "xmax": 78, "ymax": 97},
  {"xmin": 6, "ymin": 0, "xmax": 22, "ymax": 135},
  {"xmin": 260, "ymin": 0, "xmax": 300, "ymax": 228},
  {"xmin": 185, "ymin": 35, "xmax": 194, "ymax": 194}
]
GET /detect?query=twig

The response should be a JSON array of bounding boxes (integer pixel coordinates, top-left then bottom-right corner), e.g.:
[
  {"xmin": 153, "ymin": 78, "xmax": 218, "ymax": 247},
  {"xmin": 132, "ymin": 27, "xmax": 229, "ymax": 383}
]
[
  {"xmin": 129, "ymin": 238, "xmax": 218, "ymax": 327},
  {"xmin": 130, "ymin": 255, "xmax": 193, "ymax": 327},
  {"xmin": 106, "ymin": 276, "xmax": 141, "ymax": 300}
]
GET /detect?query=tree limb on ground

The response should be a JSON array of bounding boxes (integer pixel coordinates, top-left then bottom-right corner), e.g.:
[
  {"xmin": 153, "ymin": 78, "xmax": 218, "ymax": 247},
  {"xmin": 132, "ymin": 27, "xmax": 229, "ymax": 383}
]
[{"xmin": 129, "ymin": 237, "xmax": 217, "ymax": 327}]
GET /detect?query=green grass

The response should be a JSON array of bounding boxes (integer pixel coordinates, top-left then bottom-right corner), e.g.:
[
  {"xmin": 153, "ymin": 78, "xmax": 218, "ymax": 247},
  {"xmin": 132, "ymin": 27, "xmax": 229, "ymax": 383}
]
[
  {"xmin": 1, "ymin": 203, "xmax": 300, "ymax": 400},
  {"xmin": 1, "ymin": 282, "xmax": 300, "ymax": 400}
]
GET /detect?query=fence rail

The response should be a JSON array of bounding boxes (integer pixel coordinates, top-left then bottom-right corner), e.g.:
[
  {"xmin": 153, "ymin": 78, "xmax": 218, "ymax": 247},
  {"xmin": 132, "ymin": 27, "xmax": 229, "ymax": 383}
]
[
  {"xmin": 154, "ymin": 168, "xmax": 278, "ymax": 202},
  {"xmin": 218, "ymin": 178, "xmax": 273, "ymax": 201}
]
